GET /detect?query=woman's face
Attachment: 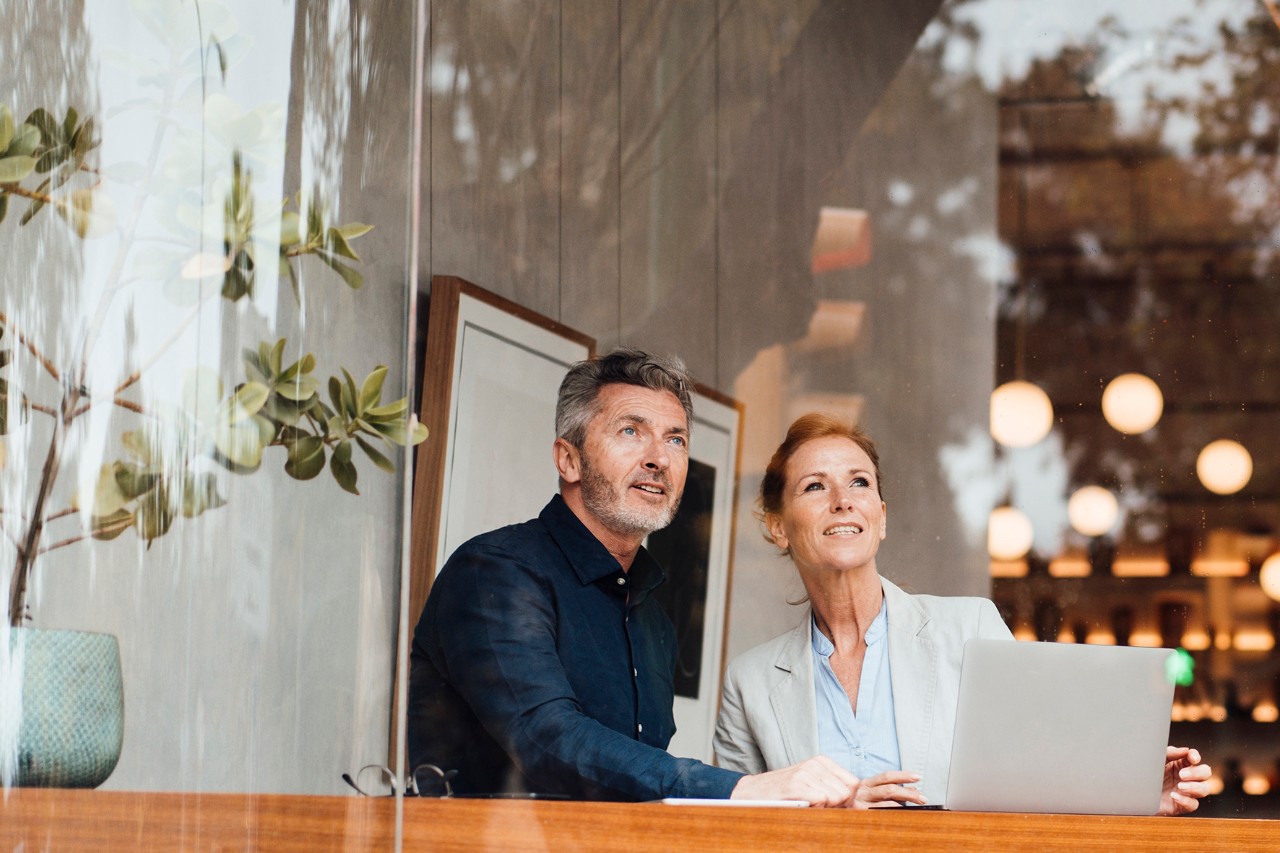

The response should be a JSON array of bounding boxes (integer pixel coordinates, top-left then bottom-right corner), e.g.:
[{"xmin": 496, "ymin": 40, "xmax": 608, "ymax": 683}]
[{"xmin": 766, "ymin": 435, "xmax": 886, "ymax": 576}]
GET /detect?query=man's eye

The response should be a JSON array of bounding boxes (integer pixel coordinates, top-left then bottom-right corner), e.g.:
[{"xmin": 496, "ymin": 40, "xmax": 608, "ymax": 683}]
[
  {"xmin": 622, "ymin": 426, "xmax": 637, "ymax": 436},
  {"xmin": 669, "ymin": 436, "xmax": 687, "ymax": 447}
]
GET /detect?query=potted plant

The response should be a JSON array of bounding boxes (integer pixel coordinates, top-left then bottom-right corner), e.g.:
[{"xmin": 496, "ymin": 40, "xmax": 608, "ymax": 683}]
[{"xmin": 0, "ymin": 62, "xmax": 425, "ymax": 785}]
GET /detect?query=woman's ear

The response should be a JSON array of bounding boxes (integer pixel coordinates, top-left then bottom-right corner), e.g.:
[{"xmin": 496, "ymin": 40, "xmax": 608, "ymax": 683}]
[
  {"xmin": 765, "ymin": 513, "xmax": 789, "ymax": 553},
  {"xmin": 880, "ymin": 502, "xmax": 887, "ymax": 541}
]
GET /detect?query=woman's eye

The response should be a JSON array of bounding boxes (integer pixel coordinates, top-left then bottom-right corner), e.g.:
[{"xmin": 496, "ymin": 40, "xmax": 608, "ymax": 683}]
[
  {"xmin": 803, "ymin": 482, "xmax": 823, "ymax": 492},
  {"xmin": 853, "ymin": 477, "xmax": 869, "ymax": 488}
]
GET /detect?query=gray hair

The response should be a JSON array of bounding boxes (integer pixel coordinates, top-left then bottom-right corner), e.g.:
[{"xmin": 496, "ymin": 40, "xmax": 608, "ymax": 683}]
[{"xmin": 555, "ymin": 348, "xmax": 695, "ymax": 448}]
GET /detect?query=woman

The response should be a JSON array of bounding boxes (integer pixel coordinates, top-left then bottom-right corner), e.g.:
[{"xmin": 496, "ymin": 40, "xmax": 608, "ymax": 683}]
[{"xmin": 713, "ymin": 413, "xmax": 1211, "ymax": 812}]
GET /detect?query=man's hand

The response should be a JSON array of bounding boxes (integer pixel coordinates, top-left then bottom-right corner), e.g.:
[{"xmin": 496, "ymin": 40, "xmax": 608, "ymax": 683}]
[
  {"xmin": 1158, "ymin": 746, "xmax": 1212, "ymax": 816},
  {"xmin": 853, "ymin": 770, "xmax": 927, "ymax": 808},
  {"xmin": 730, "ymin": 755, "xmax": 861, "ymax": 807}
]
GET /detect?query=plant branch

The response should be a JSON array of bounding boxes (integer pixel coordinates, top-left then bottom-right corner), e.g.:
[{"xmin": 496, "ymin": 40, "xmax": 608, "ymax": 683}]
[
  {"xmin": 113, "ymin": 303, "xmax": 204, "ymax": 397},
  {"xmin": 0, "ymin": 183, "xmax": 58, "ymax": 206},
  {"xmin": 38, "ymin": 520, "xmax": 130, "ymax": 555},
  {"xmin": 0, "ymin": 310, "xmax": 63, "ymax": 382},
  {"xmin": 46, "ymin": 507, "xmax": 78, "ymax": 522},
  {"xmin": 30, "ymin": 401, "xmax": 59, "ymax": 417}
]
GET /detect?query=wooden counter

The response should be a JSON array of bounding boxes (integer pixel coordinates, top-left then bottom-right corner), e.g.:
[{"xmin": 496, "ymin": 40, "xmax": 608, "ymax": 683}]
[{"xmin": 4, "ymin": 789, "xmax": 1278, "ymax": 852}]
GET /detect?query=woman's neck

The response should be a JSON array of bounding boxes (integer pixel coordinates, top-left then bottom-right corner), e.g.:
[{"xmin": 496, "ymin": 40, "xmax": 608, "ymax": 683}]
[{"xmin": 805, "ymin": 564, "xmax": 882, "ymax": 648}]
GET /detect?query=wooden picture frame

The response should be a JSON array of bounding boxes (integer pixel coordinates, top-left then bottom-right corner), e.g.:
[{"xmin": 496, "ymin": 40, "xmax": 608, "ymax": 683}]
[
  {"xmin": 408, "ymin": 276, "xmax": 595, "ymax": 626},
  {"xmin": 646, "ymin": 386, "xmax": 744, "ymax": 763}
]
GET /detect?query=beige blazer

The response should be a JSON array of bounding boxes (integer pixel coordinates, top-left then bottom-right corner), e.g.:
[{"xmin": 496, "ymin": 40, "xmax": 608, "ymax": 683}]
[{"xmin": 712, "ymin": 576, "xmax": 1013, "ymax": 806}]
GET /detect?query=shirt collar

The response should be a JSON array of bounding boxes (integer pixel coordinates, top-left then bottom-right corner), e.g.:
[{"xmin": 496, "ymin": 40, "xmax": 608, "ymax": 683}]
[
  {"xmin": 539, "ymin": 494, "xmax": 667, "ymax": 594},
  {"xmin": 810, "ymin": 594, "xmax": 889, "ymax": 657}
]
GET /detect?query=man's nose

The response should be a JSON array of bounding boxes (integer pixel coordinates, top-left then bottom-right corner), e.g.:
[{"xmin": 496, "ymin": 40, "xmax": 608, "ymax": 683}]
[{"xmin": 644, "ymin": 438, "xmax": 670, "ymax": 470}]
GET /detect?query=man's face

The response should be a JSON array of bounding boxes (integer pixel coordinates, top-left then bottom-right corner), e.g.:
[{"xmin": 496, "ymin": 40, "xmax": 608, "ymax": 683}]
[{"xmin": 573, "ymin": 384, "xmax": 689, "ymax": 539}]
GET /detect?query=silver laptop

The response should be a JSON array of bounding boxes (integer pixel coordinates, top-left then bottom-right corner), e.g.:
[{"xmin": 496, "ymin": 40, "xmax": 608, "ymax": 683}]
[{"xmin": 944, "ymin": 639, "xmax": 1175, "ymax": 815}]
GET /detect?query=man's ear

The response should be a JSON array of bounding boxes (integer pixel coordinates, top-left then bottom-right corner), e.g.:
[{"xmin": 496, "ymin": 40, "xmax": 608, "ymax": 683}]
[{"xmin": 554, "ymin": 437, "xmax": 582, "ymax": 484}]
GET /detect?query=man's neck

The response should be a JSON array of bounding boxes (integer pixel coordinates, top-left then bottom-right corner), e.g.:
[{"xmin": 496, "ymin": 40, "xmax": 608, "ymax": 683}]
[{"xmin": 560, "ymin": 490, "xmax": 643, "ymax": 572}]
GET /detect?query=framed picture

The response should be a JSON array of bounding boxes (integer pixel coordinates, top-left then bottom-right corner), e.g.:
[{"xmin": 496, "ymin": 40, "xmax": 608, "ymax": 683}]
[
  {"xmin": 647, "ymin": 386, "xmax": 744, "ymax": 763},
  {"xmin": 409, "ymin": 276, "xmax": 595, "ymax": 625}
]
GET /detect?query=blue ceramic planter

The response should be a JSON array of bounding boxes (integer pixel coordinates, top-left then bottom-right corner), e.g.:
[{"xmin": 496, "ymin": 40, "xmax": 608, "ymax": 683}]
[{"xmin": 4, "ymin": 628, "xmax": 124, "ymax": 788}]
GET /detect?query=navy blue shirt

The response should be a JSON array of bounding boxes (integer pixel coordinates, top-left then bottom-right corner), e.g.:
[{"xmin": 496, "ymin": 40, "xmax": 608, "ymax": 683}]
[{"xmin": 407, "ymin": 495, "xmax": 743, "ymax": 801}]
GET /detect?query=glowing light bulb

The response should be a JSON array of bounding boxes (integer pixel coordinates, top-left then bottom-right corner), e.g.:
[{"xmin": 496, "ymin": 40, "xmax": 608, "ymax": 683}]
[
  {"xmin": 1196, "ymin": 440, "xmax": 1252, "ymax": 495},
  {"xmin": 990, "ymin": 381, "xmax": 1053, "ymax": 448},
  {"xmin": 988, "ymin": 506, "xmax": 1034, "ymax": 560},
  {"xmin": 1067, "ymin": 486, "xmax": 1118, "ymax": 537},
  {"xmin": 1101, "ymin": 373, "xmax": 1163, "ymax": 434},
  {"xmin": 1261, "ymin": 553, "xmax": 1280, "ymax": 602}
]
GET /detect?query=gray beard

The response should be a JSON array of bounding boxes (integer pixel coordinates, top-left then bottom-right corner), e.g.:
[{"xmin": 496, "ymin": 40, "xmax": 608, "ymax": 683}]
[{"xmin": 579, "ymin": 455, "xmax": 680, "ymax": 538}]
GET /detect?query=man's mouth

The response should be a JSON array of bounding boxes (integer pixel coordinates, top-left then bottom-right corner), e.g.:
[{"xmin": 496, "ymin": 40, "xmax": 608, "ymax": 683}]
[
  {"xmin": 632, "ymin": 482, "xmax": 666, "ymax": 496},
  {"xmin": 823, "ymin": 524, "xmax": 863, "ymax": 536}
]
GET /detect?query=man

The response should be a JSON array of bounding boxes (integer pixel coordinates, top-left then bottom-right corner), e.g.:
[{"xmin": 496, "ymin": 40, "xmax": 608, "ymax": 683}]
[{"xmin": 408, "ymin": 348, "xmax": 859, "ymax": 804}]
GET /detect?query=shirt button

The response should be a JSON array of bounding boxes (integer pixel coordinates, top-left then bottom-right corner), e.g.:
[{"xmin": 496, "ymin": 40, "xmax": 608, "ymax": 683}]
[
  {"xmin": 616, "ymin": 577, "xmax": 626, "ymax": 586},
  {"xmin": 637, "ymin": 723, "xmax": 643, "ymax": 733},
  {"xmin": 633, "ymin": 668, "xmax": 638, "ymax": 677}
]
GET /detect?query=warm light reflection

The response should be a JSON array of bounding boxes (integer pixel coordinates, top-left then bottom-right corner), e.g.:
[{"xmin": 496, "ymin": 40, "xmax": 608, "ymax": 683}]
[
  {"xmin": 1196, "ymin": 439, "xmax": 1253, "ymax": 495},
  {"xmin": 1233, "ymin": 629, "xmax": 1275, "ymax": 652},
  {"xmin": 1215, "ymin": 631, "xmax": 1233, "ymax": 651},
  {"xmin": 1048, "ymin": 549, "xmax": 1091, "ymax": 578},
  {"xmin": 1067, "ymin": 486, "xmax": 1118, "ymax": 537},
  {"xmin": 1101, "ymin": 373, "xmax": 1164, "ymax": 435},
  {"xmin": 1243, "ymin": 774, "xmax": 1271, "ymax": 796},
  {"xmin": 990, "ymin": 381, "xmax": 1053, "ymax": 448},
  {"xmin": 1013, "ymin": 625, "xmax": 1036, "ymax": 642},
  {"xmin": 1208, "ymin": 702, "xmax": 1228, "ymax": 723},
  {"xmin": 989, "ymin": 559, "xmax": 1029, "ymax": 578},
  {"xmin": 1181, "ymin": 629, "xmax": 1211, "ymax": 651},
  {"xmin": 1183, "ymin": 703, "xmax": 1205, "ymax": 722},
  {"xmin": 1127, "ymin": 629, "xmax": 1161, "ymax": 648},
  {"xmin": 1171, "ymin": 702, "xmax": 1186, "ymax": 723},
  {"xmin": 810, "ymin": 208, "xmax": 871, "ymax": 274},
  {"xmin": 1085, "ymin": 629, "xmax": 1116, "ymax": 645},
  {"xmin": 1261, "ymin": 552, "xmax": 1280, "ymax": 602},
  {"xmin": 988, "ymin": 506, "xmax": 1034, "ymax": 560},
  {"xmin": 1205, "ymin": 774, "xmax": 1225, "ymax": 796},
  {"xmin": 1253, "ymin": 701, "xmax": 1279, "ymax": 723},
  {"xmin": 1056, "ymin": 627, "xmax": 1075, "ymax": 643},
  {"xmin": 1111, "ymin": 545, "xmax": 1169, "ymax": 577}
]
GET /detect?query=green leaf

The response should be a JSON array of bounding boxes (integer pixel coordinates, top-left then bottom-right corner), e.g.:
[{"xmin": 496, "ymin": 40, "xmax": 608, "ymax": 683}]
[
  {"xmin": 0, "ymin": 194, "xmax": 7, "ymax": 224},
  {"xmin": 34, "ymin": 143, "xmax": 70, "ymax": 174},
  {"xmin": 7, "ymin": 124, "xmax": 39, "ymax": 157},
  {"xmin": 328, "ymin": 376, "xmax": 343, "ymax": 414},
  {"xmin": 180, "ymin": 472, "xmax": 226, "ymax": 518},
  {"xmin": 91, "ymin": 508, "xmax": 135, "ymax": 541},
  {"xmin": 325, "ymin": 227, "xmax": 360, "ymax": 261},
  {"xmin": 276, "ymin": 373, "xmax": 318, "ymax": 402},
  {"xmin": 24, "ymin": 108, "xmax": 60, "ymax": 144},
  {"xmin": 54, "ymin": 188, "xmax": 117, "ymax": 238},
  {"xmin": 334, "ymin": 222, "xmax": 373, "ymax": 240},
  {"xmin": 90, "ymin": 464, "xmax": 130, "ymax": 517},
  {"xmin": 279, "ymin": 211, "xmax": 302, "ymax": 246},
  {"xmin": 410, "ymin": 421, "xmax": 429, "ymax": 445},
  {"xmin": 113, "ymin": 462, "xmax": 160, "ymax": 500},
  {"xmin": 0, "ymin": 155, "xmax": 37, "ymax": 183},
  {"xmin": 318, "ymin": 253, "xmax": 363, "ymax": 290},
  {"xmin": 0, "ymin": 105, "xmax": 12, "ymax": 151},
  {"xmin": 342, "ymin": 368, "xmax": 359, "ymax": 416},
  {"xmin": 330, "ymin": 441, "xmax": 359, "ymax": 495},
  {"xmin": 226, "ymin": 381, "xmax": 270, "ymax": 421},
  {"xmin": 213, "ymin": 420, "xmax": 264, "ymax": 472},
  {"xmin": 253, "ymin": 413, "xmax": 278, "ymax": 447},
  {"xmin": 268, "ymin": 338, "xmax": 285, "ymax": 376},
  {"xmin": 358, "ymin": 365, "xmax": 388, "ymax": 412},
  {"xmin": 364, "ymin": 397, "xmax": 409, "ymax": 419},
  {"xmin": 355, "ymin": 434, "xmax": 396, "ymax": 473},
  {"xmin": 134, "ymin": 483, "xmax": 174, "ymax": 542},
  {"xmin": 71, "ymin": 116, "xmax": 97, "ymax": 156},
  {"xmin": 280, "ymin": 257, "xmax": 300, "ymax": 303},
  {"xmin": 284, "ymin": 434, "xmax": 326, "ymax": 480},
  {"xmin": 62, "ymin": 107, "xmax": 79, "ymax": 139}
]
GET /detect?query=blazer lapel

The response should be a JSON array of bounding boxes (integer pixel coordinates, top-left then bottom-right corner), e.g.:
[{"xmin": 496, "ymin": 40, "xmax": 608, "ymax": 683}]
[
  {"xmin": 768, "ymin": 613, "xmax": 820, "ymax": 766},
  {"xmin": 884, "ymin": 578, "xmax": 937, "ymax": 778}
]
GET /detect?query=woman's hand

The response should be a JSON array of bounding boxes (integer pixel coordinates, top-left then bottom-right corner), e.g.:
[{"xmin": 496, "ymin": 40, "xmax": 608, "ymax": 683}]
[
  {"xmin": 853, "ymin": 770, "xmax": 928, "ymax": 808},
  {"xmin": 1158, "ymin": 746, "xmax": 1212, "ymax": 815}
]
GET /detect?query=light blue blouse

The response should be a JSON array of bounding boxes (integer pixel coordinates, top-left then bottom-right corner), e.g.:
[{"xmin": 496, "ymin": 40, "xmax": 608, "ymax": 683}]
[{"xmin": 811, "ymin": 597, "xmax": 901, "ymax": 779}]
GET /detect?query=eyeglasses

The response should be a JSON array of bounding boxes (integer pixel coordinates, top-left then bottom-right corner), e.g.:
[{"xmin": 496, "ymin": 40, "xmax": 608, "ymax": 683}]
[{"xmin": 342, "ymin": 763, "xmax": 459, "ymax": 797}]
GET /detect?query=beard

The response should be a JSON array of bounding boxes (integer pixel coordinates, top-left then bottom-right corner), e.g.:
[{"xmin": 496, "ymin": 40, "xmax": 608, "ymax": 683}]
[{"xmin": 579, "ymin": 453, "xmax": 681, "ymax": 538}]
